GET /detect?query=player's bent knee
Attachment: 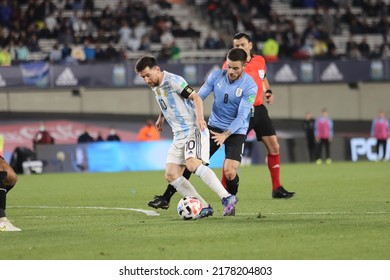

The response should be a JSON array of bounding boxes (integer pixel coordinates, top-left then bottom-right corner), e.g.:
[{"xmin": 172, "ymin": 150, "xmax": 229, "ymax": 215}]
[
  {"xmin": 224, "ymin": 169, "xmax": 237, "ymax": 181},
  {"xmin": 7, "ymin": 170, "xmax": 18, "ymax": 187},
  {"xmin": 185, "ymin": 158, "xmax": 201, "ymax": 173}
]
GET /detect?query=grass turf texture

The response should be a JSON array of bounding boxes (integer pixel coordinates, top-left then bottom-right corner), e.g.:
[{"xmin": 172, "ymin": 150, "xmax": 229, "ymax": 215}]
[{"xmin": 1, "ymin": 161, "xmax": 389, "ymax": 260}]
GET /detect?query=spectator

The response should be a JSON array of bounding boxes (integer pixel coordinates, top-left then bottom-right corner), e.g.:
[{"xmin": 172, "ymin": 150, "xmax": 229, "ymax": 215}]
[
  {"xmin": 160, "ymin": 29, "xmax": 175, "ymax": 47},
  {"xmin": 157, "ymin": 44, "xmax": 172, "ymax": 62},
  {"xmin": 105, "ymin": 41, "xmax": 120, "ymax": 61},
  {"xmin": 39, "ymin": 0, "xmax": 56, "ymax": 18},
  {"xmin": 137, "ymin": 119, "xmax": 161, "ymax": 141},
  {"xmin": 15, "ymin": 40, "xmax": 30, "ymax": 62},
  {"xmin": 139, "ymin": 34, "xmax": 151, "ymax": 51},
  {"xmin": 371, "ymin": 110, "xmax": 389, "ymax": 161},
  {"xmin": 77, "ymin": 126, "xmax": 94, "ymax": 143},
  {"xmin": 44, "ymin": 12, "xmax": 58, "ymax": 37},
  {"xmin": 107, "ymin": 128, "xmax": 121, "ymax": 142},
  {"xmin": 127, "ymin": 33, "xmax": 141, "ymax": 51},
  {"xmin": 95, "ymin": 131, "xmax": 104, "ymax": 142},
  {"xmin": 58, "ymin": 27, "xmax": 75, "ymax": 45},
  {"xmin": 94, "ymin": 43, "xmax": 107, "ymax": 61},
  {"xmin": 315, "ymin": 108, "xmax": 334, "ymax": 165},
  {"xmin": 118, "ymin": 20, "xmax": 132, "ymax": 46},
  {"xmin": 0, "ymin": 0, "xmax": 12, "ymax": 28},
  {"xmin": 0, "ymin": 47, "xmax": 12, "ymax": 66},
  {"xmin": 303, "ymin": 111, "xmax": 316, "ymax": 162},
  {"xmin": 33, "ymin": 123, "xmax": 55, "ymax": 151},
  {"xmin": 313, "ymin": 38, "xmax": 328, "ymax": 59},
  {"xmin": 170, "ymin": 41, "xmax": 181, "ymax": 61},
  {"xmin": 83, "ymin": 41, "xmax": 96, "ymax": 62},
  {"xmin": 262, "ymin": 36, "xmax": 279, "ymax": 62},
  {"xmin": 358, "ymin": 36, "xmax": 371, "ymax": 58},
  {"xmin": 84, "ymin": 0, "xmax": 95, "ymax": 12},
  {"xmin": 26, "ymin": 34, "xmax": 41, "ymax": 52},
  {"xmin": 71, "ymin": 44, "xmax": 86, "ymax": 63},
  {"xmin": 61, "ymin": 43, "xmax": 72, "ymax": 61},
  {"xmin": 203, "ymin": 32, "xmax": 219, "ymax": 49},
  {"xmin": 49, "ymin": 43, "xmax": 62, "ymax": 63},
  {"xmin": 184, "ymin": 23, "xmax": 200, "ymax": 38}
]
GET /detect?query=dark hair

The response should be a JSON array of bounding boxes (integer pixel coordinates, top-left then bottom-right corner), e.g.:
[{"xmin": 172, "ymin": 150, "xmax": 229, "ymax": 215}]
[
  {"xmin": 227, "ymin": 48, "xmax": 247, "ymax": 63},
  {"xmin": 233, "ymin": 32, "xmax": 251, "ymax": 42},
  {"xmin": 135, "ymin": 56, "xmax": 158, "ymax": 73}
]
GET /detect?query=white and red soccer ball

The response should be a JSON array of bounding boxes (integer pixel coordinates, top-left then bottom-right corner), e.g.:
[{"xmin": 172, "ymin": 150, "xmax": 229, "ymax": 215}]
[{"xmin": 177, "ymin": 196, "xmax": 203, "ymax": 220}]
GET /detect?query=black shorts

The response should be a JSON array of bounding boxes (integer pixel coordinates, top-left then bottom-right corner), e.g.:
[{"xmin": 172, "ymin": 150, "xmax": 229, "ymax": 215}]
[
  {"xmin": 208, "ymin": 126, "xmax": 246, "ymax": 162},
  {"xmin": 248, "ymin": 104, "xmax": 276, "ymax": 140}
]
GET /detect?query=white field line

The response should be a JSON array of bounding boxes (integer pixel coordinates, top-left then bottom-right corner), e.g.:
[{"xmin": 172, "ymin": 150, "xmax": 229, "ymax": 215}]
[
  {"xmin": 9, "ymin": 205, "xmax": 160, "ymax": 216},
  {"xmin": 239, "ymin": 211, "xmax": 389, "ymax": 216}
]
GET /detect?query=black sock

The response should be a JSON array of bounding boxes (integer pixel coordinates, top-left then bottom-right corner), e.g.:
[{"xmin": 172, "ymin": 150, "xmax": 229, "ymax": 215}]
[
  {"xmin": 182, "ymin": 168, "xmax": 192, "ymax": 180},
  {"xmin": 226, "ymin": 174, "xmax": 239, "ymax": 195},
  {"xmin": 0, "ymin": 171, "xmax": 6, "ymax": 182},
  {"xmin": 0, "ymin": 189, "xmax": 6, "ymax": 217},
  {"xmin": 0, "ymin": 171, "xmax": 7, "ymax": 218},
  {"xmin": 162, "ymin": 184, "xmax": 176, "ymax": 203}
]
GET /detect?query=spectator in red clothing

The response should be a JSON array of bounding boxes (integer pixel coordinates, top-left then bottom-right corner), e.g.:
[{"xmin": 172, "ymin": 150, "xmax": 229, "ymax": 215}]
[{"xmin": 33, "ymin": 123, "xmax": 55, "ymax": 151}]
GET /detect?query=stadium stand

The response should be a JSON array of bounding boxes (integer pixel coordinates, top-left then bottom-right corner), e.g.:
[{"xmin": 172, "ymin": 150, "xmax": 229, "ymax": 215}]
[{"xmin": 0, "ymin": 0, "xmax": 389, "ymax": 64}]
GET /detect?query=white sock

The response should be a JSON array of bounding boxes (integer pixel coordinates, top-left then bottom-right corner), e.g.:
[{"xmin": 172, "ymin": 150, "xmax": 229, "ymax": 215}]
[
  {"xmin": 170, "ymin": 176, "xmax": 208, "ymax": 206},
  {"xmin": 195, "ymin": 164, "xmax": 230, "ymax": 199}
]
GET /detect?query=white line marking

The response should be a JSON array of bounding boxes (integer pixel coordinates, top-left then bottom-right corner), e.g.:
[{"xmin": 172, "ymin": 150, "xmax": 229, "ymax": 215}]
[
  {"xmin": 238, "ymin": 211, "xmax": 389, "ymax": 216},
  {"xmin": 9, "ymin": 206, "xmax": 160, "ymax": 216}
]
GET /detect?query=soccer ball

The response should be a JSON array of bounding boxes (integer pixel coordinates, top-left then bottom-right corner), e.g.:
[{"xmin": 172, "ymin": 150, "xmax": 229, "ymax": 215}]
[{"xmin": 177, "ymin": 196, "xmax": 203, "ymax": 220}]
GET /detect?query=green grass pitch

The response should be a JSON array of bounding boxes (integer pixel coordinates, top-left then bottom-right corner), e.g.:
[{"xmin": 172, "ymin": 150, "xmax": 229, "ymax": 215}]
[{"xmin": 1, "ymin": 161, "xmax": 389, "ymax": 260}]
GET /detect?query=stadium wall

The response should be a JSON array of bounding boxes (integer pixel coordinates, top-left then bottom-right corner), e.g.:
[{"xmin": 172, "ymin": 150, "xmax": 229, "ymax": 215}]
[{"xmin": 1, "ymin": 82, "xmax": 389, "ymax": 121}]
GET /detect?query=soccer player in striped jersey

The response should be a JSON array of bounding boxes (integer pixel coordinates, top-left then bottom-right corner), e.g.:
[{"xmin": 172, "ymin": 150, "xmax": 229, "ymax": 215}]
[
  {"xmin": 0, "ymin": 156, "xmax": 21, "ymax": 231},
  {"xmin": 135, "ymin": 56, "xmax": 237, "ymax": 217}
]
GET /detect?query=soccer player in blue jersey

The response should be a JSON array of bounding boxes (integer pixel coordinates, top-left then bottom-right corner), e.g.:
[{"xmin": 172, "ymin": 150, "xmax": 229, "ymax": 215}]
[
  {"xmin": 135, "ymin": 56, "xmax": 237, "ymax": 217},
  {"xmin": 199, "ymin": 48, "xmax": 257, "ymax": 202},
  {"xmin": 147, "ymin": 49, "xmax": 257, "ymax": 215}
]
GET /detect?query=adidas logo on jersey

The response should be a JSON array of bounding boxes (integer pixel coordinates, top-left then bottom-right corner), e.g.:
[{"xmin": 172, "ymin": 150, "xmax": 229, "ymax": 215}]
[
  {"xmin": 321, "ymin": 63, "xmax": 343, "ymax": 81},
  {"xmin": 274, "ymin": 64, "xmax": 297, "ymax": 82},
  {"xmin": 55, "ymin": 67, "xmax": 78, "ymax": 86},
  {"xmin": 0, "ymin": 74, "xmax": 6, "ymax": 87}
]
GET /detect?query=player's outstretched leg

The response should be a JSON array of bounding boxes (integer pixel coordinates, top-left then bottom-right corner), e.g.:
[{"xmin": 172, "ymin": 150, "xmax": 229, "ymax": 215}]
[{"xmin": 147, "ymin": 169, "xmax": 191, "ymax": 209}]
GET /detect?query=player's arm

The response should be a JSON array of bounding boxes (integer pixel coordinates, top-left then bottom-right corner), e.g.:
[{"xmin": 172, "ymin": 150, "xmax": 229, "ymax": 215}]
[
  {"xmin": 211, "ymin": 85, "xmax": 257, "ymax": 146},
  {"xmin": 156, "ymin": 112, "xmax": 165, "ymax": 132},
  {"xmin": 188, "ymin": 91, "xmax": 207, "ymax": 131},
  {"xmin": 228, "ymin": 88, "xmax": 256, "ymax": 133},
  {"xmin": 178, "ymin": 81, "xmax": 207, "ymax": 131},
  {"xmin": 263, "ymin": 77, "xmax": 274, "ymax": 105}
]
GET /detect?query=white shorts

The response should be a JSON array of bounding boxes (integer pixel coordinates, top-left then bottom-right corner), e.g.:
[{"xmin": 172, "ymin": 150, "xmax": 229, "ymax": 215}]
[{"xmin": 166, "ymin": 127, "xmax": 210, "ymax": 165}]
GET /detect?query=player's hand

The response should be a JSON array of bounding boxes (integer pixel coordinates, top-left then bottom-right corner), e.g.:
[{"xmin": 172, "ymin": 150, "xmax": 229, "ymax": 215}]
[
  {"xmin": 265, "ymin": 92, "xmax": 273, "ymax": 104},
  {"xmin": 197, "ymin": 118, "xmax": 207, "ymax": 131},
  {"xmin": 210, "ymin": 130, "xmax": 226, "ymax": 147},
  {"xmin": 156, "ymin": 117, "xmax": 164, "ymax": 132}
]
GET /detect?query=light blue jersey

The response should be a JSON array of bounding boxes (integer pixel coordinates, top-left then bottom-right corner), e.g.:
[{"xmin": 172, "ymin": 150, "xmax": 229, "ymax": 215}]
[
  {"xmin": 151, "ymin": 71, "xmax": 196, "ymax": 140},
  {"xmin": 199, "ymin": 69, "xmax": 257, "ymax": 135}
]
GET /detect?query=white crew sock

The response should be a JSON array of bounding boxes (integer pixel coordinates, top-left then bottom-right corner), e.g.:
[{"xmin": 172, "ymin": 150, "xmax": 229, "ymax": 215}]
[
  {"xmin": 170, "ymin": 176, "xmax": 208, "ymax": 206},
  {"xmin": 195, "ymin": 164, "xmax": 230, "ymax": 199}
]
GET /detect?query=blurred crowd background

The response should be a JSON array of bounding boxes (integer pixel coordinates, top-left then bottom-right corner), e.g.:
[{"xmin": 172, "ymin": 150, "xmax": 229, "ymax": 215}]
[{"xmin": 1, "ymin": 0, "xmax": 390, "ymax": 66}]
